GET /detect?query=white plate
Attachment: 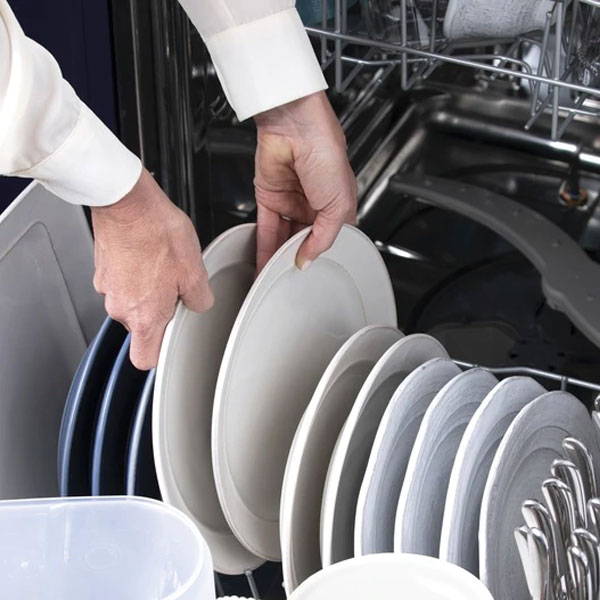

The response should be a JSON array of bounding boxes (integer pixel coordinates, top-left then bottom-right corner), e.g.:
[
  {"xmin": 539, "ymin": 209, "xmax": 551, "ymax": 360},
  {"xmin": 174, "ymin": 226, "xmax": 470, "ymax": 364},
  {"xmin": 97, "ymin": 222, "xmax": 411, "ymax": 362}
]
[
  {"xmin": 355, "ymin": 357, "xmax": 461, "ymax": 556},
  {"xmin": 394, "ymin": 368, "xmax": 497, "ymax": 556},
  {"xmin": 153, "ymin": 224, "xmax": 263, "ymax": 575},
  {"xmin": 439, "ymin": 376, "xmax": 546, "ymax": 575},
  {"xmin": 281, "ymin": 325, "xmax": 403, "ymax": 593},
  {"xmin": 0, "ymin": 184, "xmax": 103, "ymax": 500},
  {"xmin": 479, "ymin": 391, "xmax": 600, "ymax": 600},
  {"xmin": 214, "ymin": 225, "xmax": 397, "ymax": 561},
  {"xmin": 320, "ymin": 334, "xmax": 448, "ymax": 567},
  {"xmin": 289, "ymin": 554, "xmax": 494, "ymax": 600}
]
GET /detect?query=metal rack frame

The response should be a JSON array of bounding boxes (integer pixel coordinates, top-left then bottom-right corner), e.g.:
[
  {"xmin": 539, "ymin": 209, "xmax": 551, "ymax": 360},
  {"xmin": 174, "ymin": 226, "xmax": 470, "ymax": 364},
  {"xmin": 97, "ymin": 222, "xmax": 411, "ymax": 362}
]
[
  {"xmin": 306, "ymin": 0, "xmax": 600, "ymax": 140},
  {"xmin": 455, "ymin": 361, "xmax": 600, "ymax": 396}
]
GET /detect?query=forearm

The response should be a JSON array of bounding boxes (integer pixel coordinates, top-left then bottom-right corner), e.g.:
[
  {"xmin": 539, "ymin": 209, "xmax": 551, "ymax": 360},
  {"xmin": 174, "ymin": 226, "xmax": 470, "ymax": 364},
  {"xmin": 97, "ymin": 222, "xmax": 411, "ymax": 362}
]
[
  {"xmin": 176, "ymin": 0, "xmax": 327, "ymax": 121},
  {"xmin": 0, "ymin": 0, "xmax": 141, "ymax": 206}
]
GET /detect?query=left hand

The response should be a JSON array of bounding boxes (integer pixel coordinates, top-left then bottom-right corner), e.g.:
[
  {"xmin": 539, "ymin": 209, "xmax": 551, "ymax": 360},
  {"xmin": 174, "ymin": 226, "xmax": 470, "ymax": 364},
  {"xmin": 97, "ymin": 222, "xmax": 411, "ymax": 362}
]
[
  {"xmin": 91, "ymin": 168, "xmax": 213, "ymax": 370},
  {"xmin": 253, "ymin": 91, "xmax": 357, "ymax": 273}
]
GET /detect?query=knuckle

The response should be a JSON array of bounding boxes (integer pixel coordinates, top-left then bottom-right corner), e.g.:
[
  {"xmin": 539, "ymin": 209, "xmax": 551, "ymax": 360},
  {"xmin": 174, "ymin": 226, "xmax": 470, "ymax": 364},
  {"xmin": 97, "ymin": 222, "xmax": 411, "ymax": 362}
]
[
  {"xmin": 104, "ymin": 297, "xmax": 125, "ymax": 321},
  {"xmin": 130, "ymin": 349, "xmax": 153, "ymax": 371},
  {"xmin": 203, "ymin": 289, "xmax": 215, "ymax": 310},
  {"xmin": 181, "ymin": 270, "xmax": 208, "ymax": 297},
  {"xmin": 190, "ymin": 268, "xmax": 209, "ymax": 288},
  {"xmin": 130, "ymin": 307, "xmax": 170, "ymax": 339},
  {"xmin": 131, "ymin": 319, "xmax": 154, "ymax": 340},
  {"xmin": 93, "ymin": 274, "xmax": 105, "ymax": 295}
]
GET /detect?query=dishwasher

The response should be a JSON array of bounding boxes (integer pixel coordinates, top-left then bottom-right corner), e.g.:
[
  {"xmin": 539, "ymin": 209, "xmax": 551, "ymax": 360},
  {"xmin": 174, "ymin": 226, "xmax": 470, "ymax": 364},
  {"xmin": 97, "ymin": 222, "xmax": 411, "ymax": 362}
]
[
  {"xmin": 2, "ymin": 1, "xmax": 600, "ymax": 599},
  {"xmin": 109, "ymin": 0, "xmax": 600, "ymax": 388},
  {"xmin": 104, "ymin": 1, "xmax": 600, "ymax": 597}
]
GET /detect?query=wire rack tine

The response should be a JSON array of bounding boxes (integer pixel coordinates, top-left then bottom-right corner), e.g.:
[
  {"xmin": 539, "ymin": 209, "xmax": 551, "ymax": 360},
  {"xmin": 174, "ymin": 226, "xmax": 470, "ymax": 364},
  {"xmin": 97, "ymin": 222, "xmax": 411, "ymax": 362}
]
[
  {"xmin": 245, "ymin": 569, "xmax": 260, "ymax": 599},
  {"xmin": 532, "ymin": 11, "xmax": 553, "ymax": 116},
  {"xmin": 552, "ymin": 0, "xmax": 564, "ymax": 139},
  {"xmin": 454, "ymin": 361, "xmax": 600, "ymax": 393},
  {"xmin": 321, "ymin": 0, "xmax": 329, "ymax": 65}
]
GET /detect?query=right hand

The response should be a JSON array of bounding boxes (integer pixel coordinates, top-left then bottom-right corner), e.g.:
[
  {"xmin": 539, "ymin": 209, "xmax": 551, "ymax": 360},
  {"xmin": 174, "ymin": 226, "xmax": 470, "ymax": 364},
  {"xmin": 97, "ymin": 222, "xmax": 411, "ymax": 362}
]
[
  {"xmin": 254, "ymin": 91, "xmax": 357, "ymax": 273},
  {"xmin": 91, "ymin": 168, "xmax": 214, "ymax": 370}
]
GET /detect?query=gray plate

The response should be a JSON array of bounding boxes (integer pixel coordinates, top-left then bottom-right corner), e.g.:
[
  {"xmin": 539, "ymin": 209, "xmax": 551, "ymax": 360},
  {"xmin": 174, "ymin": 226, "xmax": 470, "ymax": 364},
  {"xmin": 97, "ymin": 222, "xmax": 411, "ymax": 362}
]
[
  {"xmin": 439, "ymin": 376, "xmax": 547, "ymax": 575},
  {"xmin": 355, "ymin": 357, "xmax": 461, "ymax": 555},
  {"xmin": 394, "ymin": 368, "xmax": 498, "ymax": 556},
  {"xmin": 321, "ymin": 334, "xmax": 449, "ymax": 567}
]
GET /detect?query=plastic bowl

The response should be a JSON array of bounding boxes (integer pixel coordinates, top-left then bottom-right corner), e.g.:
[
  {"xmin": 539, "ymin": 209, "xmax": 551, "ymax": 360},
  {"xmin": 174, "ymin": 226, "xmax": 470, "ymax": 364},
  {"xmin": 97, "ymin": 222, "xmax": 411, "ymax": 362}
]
[{"xmin": 289, "ymin": 553, "xmax": 494, "ymax": 600}]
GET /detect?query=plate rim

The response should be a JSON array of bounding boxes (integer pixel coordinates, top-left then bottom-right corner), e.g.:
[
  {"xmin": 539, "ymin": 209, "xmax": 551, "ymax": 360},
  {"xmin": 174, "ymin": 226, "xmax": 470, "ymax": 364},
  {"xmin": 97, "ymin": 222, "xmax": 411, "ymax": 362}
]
[
  {"xmin": 354, "ymin": 357, "xmax": 461, "ymax": 556},
  {"xmin": 438, "ymin": 376, "xmax": 546, "ymax": 571},
  {"xmin": 280, "ymin": 324, "xmax": 403, "ymax": 592},
  {"xmin": 58, "ymin": 316, "xmax": 119, "ymax": 495},
  {"xmin": 320, "ymin": 333, "xmax": 448, "ymax": 566},
  {"xmin": 478, "ymin": 390, "xmax": 600, "ymax": 592},
  {"xmin": 393, "ymin": 367, "xmax": 498, "ymax": 554},
  {"xmin": 90, "ymin": 335, "xmax": 132, "ymax": 495},
  {"xmin": 153, "ymin": 223, "xmax": 264, "ymax": 575},
  {"xmin": 125, "ymin": 370, "xmax": 157, "ymax": 496}
]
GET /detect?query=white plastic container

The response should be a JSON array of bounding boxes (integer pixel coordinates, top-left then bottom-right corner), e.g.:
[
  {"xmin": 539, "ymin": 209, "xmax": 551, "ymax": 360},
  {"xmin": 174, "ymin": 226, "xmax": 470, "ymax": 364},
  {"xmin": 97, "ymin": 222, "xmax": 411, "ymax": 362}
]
[
  {"xmin": 289, "ymin": 554, "xmax": 494, "ymax": 600},
  {"xmin": 0, "ymin": 496, "xmax": 215, "ymax": 600}
]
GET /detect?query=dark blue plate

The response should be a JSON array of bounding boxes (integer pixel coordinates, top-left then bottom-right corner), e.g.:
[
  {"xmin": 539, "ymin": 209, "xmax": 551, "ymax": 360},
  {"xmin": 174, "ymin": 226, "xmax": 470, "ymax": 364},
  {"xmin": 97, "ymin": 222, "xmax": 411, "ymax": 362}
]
[
  {"xmin": 125, "ymin": 370, "xmax": 160, "ymax": 499},
  {"xmin": 91, "ymin": 335, "xmax": 148, "ymax": 495},
  {"xmin": 58, "ymin": 317, "xmax": 127, "ymax": 496}
]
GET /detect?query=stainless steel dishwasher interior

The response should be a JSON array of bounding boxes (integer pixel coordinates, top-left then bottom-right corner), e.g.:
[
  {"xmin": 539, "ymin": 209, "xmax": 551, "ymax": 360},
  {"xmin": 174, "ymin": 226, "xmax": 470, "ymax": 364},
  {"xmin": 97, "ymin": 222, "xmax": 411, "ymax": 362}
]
[
  {"xmin": 341, "ymin": 82, "xmax": 600, "ymax": 401},
  {"xmin": 202, "ymin": 79, "xmax": 600, "ymax": 597}
]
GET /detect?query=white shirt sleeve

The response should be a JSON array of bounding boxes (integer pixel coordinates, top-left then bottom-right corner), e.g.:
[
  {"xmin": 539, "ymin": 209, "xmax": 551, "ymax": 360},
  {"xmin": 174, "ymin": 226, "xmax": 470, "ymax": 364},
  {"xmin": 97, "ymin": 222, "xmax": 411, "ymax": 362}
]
[
  {"xmin": 0, "ymin": 0, "xmax": 142, "ymax": 206},
  {"xmin": 0, "ymin": 1, "xmax": 326, "ymax": 207},
  {"xmin": 176, "ymin": 1, "xmax": 327, "ymax": 121}
]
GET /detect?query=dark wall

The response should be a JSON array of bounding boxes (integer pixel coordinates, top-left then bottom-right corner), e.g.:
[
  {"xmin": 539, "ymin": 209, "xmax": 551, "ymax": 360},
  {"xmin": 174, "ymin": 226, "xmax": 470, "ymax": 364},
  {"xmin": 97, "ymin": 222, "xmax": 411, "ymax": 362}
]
[{"xmin": 0, "ymin": 0, "xmax": 118, "ymax": 211}]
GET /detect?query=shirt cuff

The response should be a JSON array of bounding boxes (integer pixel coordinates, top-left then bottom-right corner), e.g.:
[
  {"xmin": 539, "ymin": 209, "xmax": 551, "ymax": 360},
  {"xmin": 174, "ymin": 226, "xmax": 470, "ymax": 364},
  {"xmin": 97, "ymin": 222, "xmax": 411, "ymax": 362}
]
[
  {"xmin": 11, "ymin": 102, "xmax": 143, "ymax": 207},
  {"xmin": 205, "ymin": 8, "xmax": 327, "ymax": 122}
]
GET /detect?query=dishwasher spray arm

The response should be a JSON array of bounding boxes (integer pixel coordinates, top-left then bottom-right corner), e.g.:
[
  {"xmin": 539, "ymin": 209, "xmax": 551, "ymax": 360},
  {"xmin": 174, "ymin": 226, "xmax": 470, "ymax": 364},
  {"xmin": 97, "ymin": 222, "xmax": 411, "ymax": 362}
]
[{"xmin": 389, "ymin": 174, "xmax": 600, "ymax": 350}]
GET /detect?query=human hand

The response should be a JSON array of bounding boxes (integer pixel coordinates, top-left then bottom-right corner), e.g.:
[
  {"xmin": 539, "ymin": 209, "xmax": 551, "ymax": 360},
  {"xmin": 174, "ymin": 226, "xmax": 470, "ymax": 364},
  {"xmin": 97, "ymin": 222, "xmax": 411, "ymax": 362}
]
[
  {"xmin": 253, "ymin": 91, "xmax": 357, "ymax": 273},
  {"xmin": 91, "ymin": 168, "xmax": 213, "ymax": 370}
]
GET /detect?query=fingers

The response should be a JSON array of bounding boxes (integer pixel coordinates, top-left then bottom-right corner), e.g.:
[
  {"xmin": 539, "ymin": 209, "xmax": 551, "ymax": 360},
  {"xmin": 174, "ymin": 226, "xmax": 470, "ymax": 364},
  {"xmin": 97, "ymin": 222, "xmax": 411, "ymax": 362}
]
[
  {"xmin": 91, "ymin": 168, "xmax": 217, "ymax": 372},
  {"xmin": 254, "ymin": 92, "xmax": 357, "ymax": 272},
  {"xmin": 129, "ymin": 316, "xmax": 170, "ymax": 371},
  {"xmin": 256, "ymin": 204, "xmax": 288, "ymax": 273},
  {"xmin": 103, "ymin": 274, "xmax": 214, "ymax": 371},
  {"xmin": 295, "ymin": 207, "xmax": 344, "ymax": 270},
  {"xmin": 180, "ymin": 273, "xmax": 215, "ymax": 314}
]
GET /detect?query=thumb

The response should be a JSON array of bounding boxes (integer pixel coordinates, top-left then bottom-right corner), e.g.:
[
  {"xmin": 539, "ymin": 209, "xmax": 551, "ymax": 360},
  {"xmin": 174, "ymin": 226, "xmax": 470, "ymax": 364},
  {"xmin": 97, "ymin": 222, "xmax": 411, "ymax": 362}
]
[{"xmin": 295, "ymin": 209, "xmax": 344, "ymax": 270}]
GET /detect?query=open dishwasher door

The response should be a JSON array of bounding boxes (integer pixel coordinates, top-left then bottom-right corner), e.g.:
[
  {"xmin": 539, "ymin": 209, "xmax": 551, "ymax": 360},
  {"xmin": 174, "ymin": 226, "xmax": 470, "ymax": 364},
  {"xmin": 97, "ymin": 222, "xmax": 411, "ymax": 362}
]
[{"xmin": 0, "ymin": 183, "xmax": 104, "ymax": 499}]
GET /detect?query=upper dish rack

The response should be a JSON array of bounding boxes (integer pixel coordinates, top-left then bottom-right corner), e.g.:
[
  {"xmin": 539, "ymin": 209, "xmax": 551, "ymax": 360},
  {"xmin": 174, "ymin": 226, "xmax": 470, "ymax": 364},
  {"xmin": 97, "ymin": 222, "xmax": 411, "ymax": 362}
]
[{"xmin": 306, "ymin": 0, "xmax": 600, "ymax": 141}]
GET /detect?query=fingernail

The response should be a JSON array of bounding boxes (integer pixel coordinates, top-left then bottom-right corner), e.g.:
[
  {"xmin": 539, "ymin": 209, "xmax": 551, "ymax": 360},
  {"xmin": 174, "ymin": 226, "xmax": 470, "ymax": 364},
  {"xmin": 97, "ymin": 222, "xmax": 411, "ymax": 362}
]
[{"xmin": 300, "ymin": 259, "xmax": 312, "ymax": 272}]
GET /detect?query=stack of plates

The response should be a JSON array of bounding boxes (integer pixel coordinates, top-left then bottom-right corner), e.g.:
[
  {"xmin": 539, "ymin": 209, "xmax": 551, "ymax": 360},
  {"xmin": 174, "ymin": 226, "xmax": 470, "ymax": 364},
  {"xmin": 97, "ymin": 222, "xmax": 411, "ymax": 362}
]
[
  {"xmin": 58, "ymin": 223, "xmax": 397, "ymax": 576},
  {"xmin": 58, "ymin": 223, "xmax": 600, "ymax": 600},
  {"xmin": 57, "ymin": 319, "xmax": 157, "ymax": 499}
]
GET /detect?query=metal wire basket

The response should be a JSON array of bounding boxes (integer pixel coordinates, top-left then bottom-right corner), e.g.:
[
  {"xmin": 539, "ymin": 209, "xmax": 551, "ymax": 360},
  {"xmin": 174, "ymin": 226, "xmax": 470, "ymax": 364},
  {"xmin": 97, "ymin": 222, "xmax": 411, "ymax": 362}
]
[{"xmin": 306, "ymin": 0, "xmax": 600, "ymax": 141}]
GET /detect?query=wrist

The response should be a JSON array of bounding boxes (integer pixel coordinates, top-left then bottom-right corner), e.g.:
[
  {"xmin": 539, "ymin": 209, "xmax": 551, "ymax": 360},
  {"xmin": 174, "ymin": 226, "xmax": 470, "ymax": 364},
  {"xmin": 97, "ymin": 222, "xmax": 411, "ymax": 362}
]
[
  {"xmin": 91, "ymin": 168, "xmax": 164, "ymax": 227},
  {"xmin": 255, "ymin": 92, "xmax": 333, "ymax": 133}
]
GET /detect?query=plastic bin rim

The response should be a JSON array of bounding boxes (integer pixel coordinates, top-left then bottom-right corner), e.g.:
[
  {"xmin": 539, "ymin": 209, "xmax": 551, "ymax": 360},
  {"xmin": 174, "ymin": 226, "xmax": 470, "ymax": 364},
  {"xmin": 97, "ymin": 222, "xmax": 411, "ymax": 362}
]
[{"xmin": 0, "ymin": 495, "xmax": 211, "ymax": 600}]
